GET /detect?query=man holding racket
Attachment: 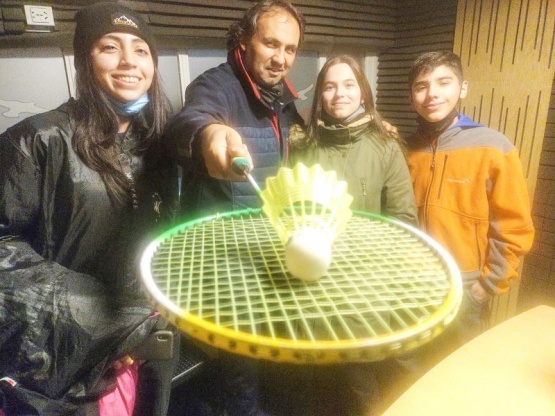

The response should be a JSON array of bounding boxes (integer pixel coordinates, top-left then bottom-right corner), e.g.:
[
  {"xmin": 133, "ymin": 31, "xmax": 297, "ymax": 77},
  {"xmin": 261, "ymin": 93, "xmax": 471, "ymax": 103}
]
[
  {"xmin": 165, "ymin": 0, "xmax": 306, "ymax": 220},
  {"xmin": 165, "ymin": 1, "xmax": 306, "ymax": 414}
]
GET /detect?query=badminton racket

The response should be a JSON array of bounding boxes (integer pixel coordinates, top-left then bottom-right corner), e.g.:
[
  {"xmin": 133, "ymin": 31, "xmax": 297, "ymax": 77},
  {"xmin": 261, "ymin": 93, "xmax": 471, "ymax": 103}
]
[{"xmin": 140, "ymin": 207, "xmax": 462, "ymax": 364}]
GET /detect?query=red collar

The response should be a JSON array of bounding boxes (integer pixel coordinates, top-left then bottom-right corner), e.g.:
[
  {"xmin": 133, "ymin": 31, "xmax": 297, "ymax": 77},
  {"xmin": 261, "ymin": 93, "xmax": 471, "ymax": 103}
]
[{"xmin": 231, "ymin": 48, "xmax": 298, "ymax": 102}]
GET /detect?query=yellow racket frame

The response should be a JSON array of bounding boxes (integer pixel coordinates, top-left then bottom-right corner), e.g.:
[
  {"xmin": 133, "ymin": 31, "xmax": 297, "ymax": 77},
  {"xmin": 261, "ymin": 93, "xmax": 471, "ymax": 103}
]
[{"xmin": 140, "ymin": 209, "xmax": 462, "ymax": 364}]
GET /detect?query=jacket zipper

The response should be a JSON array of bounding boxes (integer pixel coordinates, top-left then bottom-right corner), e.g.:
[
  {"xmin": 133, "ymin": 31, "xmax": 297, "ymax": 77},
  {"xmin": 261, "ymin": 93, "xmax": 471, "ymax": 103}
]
[
  {"xmin": 430, "ymin": 143, "xmax": 437, "ymax": 170},
  {"xmin": 437, "ymin": 154, "xmax": 448, "ymax": 199},
  {"xmin": 360, "ymin": 178, "xmax": 367, "ymax": 197},
  {"xmin": 423, "ymin": 139, "xmax": 438, "ymax": 232}
]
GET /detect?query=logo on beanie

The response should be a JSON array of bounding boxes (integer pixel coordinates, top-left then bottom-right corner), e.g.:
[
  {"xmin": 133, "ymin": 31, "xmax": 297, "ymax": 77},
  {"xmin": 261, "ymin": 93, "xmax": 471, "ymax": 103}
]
[{"xmin": 112, "ymin": 14, "xmax": 138, "ymax": 29}]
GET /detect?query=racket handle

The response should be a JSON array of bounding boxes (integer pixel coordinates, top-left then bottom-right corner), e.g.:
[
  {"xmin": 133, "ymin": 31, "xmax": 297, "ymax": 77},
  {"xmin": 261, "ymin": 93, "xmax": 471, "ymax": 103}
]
[
  {"xmin": 231, "ymin": 156, "xmax": 251, "ymax": 175},
  {"xmin": 231, "ymin": 157, "xmax": 262, "ymax": 195}
]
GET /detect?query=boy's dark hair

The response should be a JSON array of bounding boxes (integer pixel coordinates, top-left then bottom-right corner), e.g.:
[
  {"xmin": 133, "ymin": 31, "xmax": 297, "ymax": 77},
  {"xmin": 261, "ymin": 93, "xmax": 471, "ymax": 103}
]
[
  {"xmin": 226, "ymin": 0, "xmax": 306, "ymax": 52},
  {"xmin": 408, "ymin": 51, "xmax": 464, "ymax": 87}
]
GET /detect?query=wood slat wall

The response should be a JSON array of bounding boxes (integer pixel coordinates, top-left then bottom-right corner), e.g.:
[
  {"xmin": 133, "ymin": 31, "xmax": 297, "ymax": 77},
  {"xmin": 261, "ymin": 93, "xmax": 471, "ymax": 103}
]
[
  {"xmin": 0, "ymin": 3, "xmax": 5, "ymax": 35},
  {"xmin": 519, "ymin": 78, "xmax": 555, "ymax": 312},
  {"xmin": 454, "ymin": 0, "xmax": 555, "ymax": 200},
  {"xmin": 376, "ymin": 0, "xmax": 459, "ymax": 137},
  {"xmin": 0, "ymin": 0, "xmax": 398, "ymax": 51},
  {"xmin": 454, "ymin": 0, "xmax": 555, "ymax": 320}
]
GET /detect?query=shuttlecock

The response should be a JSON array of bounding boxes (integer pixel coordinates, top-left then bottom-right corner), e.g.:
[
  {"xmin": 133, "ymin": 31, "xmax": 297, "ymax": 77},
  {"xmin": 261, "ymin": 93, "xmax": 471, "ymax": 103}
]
[
  {"xmin": 285, "ymin": 228, "xmax": 332, "ymax": 281},
  {"xmin": 260, "ymin": 163, "xmax": 353, "ymax": 281}
]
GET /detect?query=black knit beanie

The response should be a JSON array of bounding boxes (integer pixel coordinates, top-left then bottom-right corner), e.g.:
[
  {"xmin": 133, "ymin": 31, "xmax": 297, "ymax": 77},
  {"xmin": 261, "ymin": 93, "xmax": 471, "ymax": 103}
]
[{"xmin": 73, "ymin": 2, "xmax": 157, "ymax": 69}]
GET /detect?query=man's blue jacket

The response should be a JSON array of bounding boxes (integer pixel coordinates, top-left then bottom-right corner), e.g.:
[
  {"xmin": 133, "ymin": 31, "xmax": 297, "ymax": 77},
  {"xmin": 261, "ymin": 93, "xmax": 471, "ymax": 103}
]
[{"xmin": 165, "ymin": 48, "xmax": 304, "ymax": 220}]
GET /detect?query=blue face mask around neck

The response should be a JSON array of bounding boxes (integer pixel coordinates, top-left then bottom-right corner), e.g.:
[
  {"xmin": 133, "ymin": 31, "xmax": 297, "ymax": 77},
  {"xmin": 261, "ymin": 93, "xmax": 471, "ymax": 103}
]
[{"xmin": 108, "ymin": 93, "xmax": 150, "ymax": 116}]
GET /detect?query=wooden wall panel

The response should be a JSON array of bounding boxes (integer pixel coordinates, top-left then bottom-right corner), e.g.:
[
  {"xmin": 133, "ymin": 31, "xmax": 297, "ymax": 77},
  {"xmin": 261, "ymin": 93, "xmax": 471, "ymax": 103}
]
[
  {"xmin": 453, "ymin": 0, "xmax": 555, "ymax": 199},
  {"xmin": 0, "ymin": 1, "xmax": 5, "ymax": 35},
  {"xmin": 376, "ymin": 0, "xmax": 458, "ymax": 136},
  {"xmin": 453, "ymin": 0, "xmax": 555, "ymax": 322},
  {"xmin": 518, "ymin": 67, "xmax": 555, "ymax": 312},
  {"xmin": 0, "ymin": 0, "xmax": 397, "ymax": 52}
]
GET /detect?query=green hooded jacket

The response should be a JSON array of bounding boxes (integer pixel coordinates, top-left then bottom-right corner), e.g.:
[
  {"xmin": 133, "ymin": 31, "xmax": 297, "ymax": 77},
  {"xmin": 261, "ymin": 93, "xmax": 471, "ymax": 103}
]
[{"xmin": 291, "ymin": 116, "xmax": 418, "ymax": 226}]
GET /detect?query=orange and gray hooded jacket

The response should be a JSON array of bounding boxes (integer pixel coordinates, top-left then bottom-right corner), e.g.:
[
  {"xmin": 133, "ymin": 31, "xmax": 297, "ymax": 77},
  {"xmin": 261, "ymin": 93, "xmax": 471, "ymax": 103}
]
[{"xmin": 407, "ymin": 114, "xmax": 534, "ymax": 294}]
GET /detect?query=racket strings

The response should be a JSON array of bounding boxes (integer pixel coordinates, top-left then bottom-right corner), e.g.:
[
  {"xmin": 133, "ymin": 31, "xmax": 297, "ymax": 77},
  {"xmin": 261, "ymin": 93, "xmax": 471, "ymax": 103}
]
[{"xmin": 150, "ymin": 213, "xmax": 453, "ymax": 343}]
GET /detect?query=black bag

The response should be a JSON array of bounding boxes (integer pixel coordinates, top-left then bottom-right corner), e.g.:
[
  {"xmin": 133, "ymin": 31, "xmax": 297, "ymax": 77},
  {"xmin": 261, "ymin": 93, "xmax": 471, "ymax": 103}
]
[{"xmin": 0, "ymin": 241, "xmax": 158, "ymax": 415}]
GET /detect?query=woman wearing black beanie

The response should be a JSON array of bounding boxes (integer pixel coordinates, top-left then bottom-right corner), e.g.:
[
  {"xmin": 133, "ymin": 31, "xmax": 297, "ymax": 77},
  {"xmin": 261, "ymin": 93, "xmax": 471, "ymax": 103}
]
[{"xmin": 0, "ymin": 2, "xmax": 177, "ymax": 415}]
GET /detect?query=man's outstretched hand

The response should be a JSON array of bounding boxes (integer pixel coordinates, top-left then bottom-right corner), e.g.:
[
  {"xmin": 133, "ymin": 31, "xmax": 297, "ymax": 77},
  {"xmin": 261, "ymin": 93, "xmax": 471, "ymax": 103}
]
[{"xmin": 200, "ymin": 124, "xmax": 253, "ymax": 180}]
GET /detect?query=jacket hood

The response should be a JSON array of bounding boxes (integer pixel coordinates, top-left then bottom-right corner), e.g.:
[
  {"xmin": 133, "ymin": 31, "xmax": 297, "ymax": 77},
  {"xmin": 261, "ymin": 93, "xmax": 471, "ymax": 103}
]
[{"xmin": 451, "ymin": 113, "xmax": 483, "ymax": 129}]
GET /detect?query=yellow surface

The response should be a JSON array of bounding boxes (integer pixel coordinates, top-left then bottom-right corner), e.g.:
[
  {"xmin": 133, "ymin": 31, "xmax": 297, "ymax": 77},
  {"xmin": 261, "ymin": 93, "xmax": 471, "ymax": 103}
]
[{"xmin": 382, "ymin": 305, "xmax": 555, "ymax": 416}]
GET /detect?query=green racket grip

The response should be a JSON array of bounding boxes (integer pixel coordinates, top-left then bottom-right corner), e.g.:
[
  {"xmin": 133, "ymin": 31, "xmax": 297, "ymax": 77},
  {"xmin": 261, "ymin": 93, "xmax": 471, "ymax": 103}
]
[
  {"xmin": 231, "ymin": 157, "xmax": 251, "ymax": 175},
  {"xmin": 231, "ymin": 157, "xmax": 262, "ymax": 195}
]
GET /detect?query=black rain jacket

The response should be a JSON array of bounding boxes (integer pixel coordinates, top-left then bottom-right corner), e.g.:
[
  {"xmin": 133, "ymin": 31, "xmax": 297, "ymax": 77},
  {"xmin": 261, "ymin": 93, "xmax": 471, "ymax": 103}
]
[{"xmin": 0, "ymin": 99, "xmax": 178, "ymax": 414}]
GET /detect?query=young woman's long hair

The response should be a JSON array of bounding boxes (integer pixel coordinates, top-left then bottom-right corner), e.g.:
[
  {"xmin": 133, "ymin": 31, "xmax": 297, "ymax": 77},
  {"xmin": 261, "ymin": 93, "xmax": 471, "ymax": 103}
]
[
  {"xmin": 305, "ymin": 55, "xmax": 395, "ymax": 147},
  {"xmin": 71, "ymin": 50, "xmax": 171, "ymax": 206}
]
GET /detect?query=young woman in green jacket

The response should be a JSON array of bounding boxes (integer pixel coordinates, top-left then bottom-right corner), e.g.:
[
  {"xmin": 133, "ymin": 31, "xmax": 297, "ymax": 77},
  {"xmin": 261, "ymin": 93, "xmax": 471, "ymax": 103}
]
[
  {"xmin": 291, "ymin": 54, "xmax": 417, "ymax": 226},
  {"xmin": 288, "ymin": 55, "xmax": 418, "ymax": 416}
]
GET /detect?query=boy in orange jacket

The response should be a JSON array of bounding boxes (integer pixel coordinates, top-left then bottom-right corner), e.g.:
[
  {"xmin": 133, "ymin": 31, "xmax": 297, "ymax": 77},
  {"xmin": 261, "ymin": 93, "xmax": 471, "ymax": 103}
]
[{"xmin": 406, "ymin": 51, "xmax": 535, "ymax": 357}]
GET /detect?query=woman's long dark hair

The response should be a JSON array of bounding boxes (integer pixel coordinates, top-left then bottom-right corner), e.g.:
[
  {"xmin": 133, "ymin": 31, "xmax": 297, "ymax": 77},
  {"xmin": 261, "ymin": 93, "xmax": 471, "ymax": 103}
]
[
  {"xmin": 305, "ymin": 55, "xmax": 396, "ymax": 147},
  {"xmin": 72, "ymin": 46, "xmax": 170, "ymax": 206}
]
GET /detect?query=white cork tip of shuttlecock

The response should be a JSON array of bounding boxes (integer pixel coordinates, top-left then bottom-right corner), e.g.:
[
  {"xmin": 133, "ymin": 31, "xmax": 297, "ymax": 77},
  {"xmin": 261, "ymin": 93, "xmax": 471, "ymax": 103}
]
[{"xmin": 285, "ymin": 228, "xmax": 332, "ymax": 282}]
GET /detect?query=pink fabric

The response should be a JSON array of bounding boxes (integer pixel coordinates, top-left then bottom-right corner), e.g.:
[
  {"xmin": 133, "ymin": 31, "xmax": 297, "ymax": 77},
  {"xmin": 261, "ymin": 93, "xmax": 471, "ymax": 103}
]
[
  {"xmin": 98, "ymin": 362, "xmax": 139, "ymax": 416},
  {"xmin": 99, "ymin": 313, "xmax": 159, "ymax": 415}
]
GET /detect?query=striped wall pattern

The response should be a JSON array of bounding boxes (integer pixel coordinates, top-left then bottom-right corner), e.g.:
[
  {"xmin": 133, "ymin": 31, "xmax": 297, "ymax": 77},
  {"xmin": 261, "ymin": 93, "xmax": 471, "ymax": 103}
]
[
  {"xmin": 376, "ymin": 0, "xmax": 459, "ymax": 136},
  {"xmin": 454, "ymin": 0, "xmax": 555, "ymax": 199},
  {"xmin": 0, "ymin": 0, "xmax": 398, "ymax": 52},
  {"xmin": 519, "ymin": 72, "xmax": 555, "ymax": 312},
  {"xmin": 454, "ymin": 0, "xmax": 555, "ymax": 320}
]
